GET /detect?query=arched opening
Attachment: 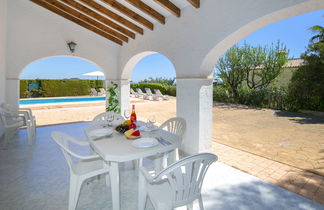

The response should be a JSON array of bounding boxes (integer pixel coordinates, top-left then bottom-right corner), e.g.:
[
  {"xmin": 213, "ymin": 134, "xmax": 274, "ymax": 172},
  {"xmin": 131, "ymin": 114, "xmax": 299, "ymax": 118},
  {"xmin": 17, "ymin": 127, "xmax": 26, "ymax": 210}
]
[
  {"xmin": 121, "ymin": 52, "xmax": 177, "ymax": 124},
  {"xmin": 202, "ymin": 9, "xmax": 324, "ymax": 186},
  {"xmin": 19, "ymin": 56, "xmax": 108, "ymax": 126}
]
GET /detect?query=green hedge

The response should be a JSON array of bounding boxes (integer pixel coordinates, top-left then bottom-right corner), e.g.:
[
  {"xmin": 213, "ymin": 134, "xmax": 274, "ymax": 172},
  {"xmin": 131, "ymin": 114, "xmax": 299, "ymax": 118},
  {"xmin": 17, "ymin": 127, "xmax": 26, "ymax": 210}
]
[
  {"xmin": 130, "ymin": 83, "xmax": 176, "ymax": 96},
  {"xmin": 20, "ymin": 79, "xmax": 104, "ymax": 98}
]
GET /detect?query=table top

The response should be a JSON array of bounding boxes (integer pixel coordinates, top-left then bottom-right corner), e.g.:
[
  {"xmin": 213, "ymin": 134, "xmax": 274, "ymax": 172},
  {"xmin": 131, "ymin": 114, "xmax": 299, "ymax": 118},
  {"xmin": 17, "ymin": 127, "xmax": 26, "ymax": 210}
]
[{"xmin": 84, "ymin": 122, "xmax": 181, "ymax": 162}]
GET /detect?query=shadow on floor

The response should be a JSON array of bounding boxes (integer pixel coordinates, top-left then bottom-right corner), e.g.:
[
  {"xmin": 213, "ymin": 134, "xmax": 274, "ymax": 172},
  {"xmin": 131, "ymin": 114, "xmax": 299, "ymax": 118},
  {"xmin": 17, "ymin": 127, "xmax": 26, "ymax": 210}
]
[{"xmin": 274, "ymin": 110, "xmax": 324, "ymax": 124}]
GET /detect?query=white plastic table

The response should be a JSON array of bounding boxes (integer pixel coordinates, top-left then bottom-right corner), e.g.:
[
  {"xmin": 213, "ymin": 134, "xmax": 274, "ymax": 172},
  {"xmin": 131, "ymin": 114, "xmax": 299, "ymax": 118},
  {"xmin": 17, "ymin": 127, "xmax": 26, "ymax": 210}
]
[{"xmin": 84, "ymin": 123, "xmax": 181, "ymax": 210}]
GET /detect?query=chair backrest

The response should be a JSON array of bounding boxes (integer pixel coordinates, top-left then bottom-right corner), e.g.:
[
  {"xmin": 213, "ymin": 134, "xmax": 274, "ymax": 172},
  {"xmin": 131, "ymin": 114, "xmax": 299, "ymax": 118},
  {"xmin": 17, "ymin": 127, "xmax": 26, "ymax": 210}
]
[
  {"xmin": 90, "ymin": 88, "xmax": 97, "ymax": 94},
  {"xmin": 155, "ymin": 89, "xmax": 163, "ymax": 96},
  {"xmin": 153, "ymin": 153, "xmax": 217, "ymax": 208},
  {"xmin": 130, "ymin": 88, "xmax": 136, "ymax": 94},
  {"xmin": 145, "ymin": 88, "xmax": 153, "ymax": 95},
  {"xmin": 99, "ymin": 88, "xmax": 106, "ymax": 93},
  {"xmin": 159, "ymin": 117, "xmax": 186, "ymax": 138},
  {"xmin": 136, "ymin": 88, "xmax": 144, "ymax": 95},
  {"xmin": 92, "ymin": 112, "xmax": 124, "ymax": 125}
]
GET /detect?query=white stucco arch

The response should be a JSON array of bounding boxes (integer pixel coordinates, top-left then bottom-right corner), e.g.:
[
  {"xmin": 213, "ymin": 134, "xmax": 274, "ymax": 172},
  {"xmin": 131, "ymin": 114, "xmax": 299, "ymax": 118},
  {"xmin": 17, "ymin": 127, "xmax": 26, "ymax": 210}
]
[
  {"xmin": 18, "ymin": 55, "xmax": 106, "ymax": 79},
  {"xmin": 200, "ymin": 2, "xmax": 324, "ymax": 76}
]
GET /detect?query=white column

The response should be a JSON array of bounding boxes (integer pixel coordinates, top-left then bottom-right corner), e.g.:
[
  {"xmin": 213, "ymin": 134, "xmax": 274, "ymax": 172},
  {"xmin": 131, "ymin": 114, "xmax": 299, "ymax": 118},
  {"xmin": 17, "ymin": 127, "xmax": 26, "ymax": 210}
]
[
  {"xmin": 106, "ymin": 79, "xmax": 130, "ymax": 114},
  {"xmin": 176, "ymin": 78, "xmax": 213, "ymax": 155},
  {"xmin": 5, "ymin": 78, "xmax": 20, "ymax": 110}
]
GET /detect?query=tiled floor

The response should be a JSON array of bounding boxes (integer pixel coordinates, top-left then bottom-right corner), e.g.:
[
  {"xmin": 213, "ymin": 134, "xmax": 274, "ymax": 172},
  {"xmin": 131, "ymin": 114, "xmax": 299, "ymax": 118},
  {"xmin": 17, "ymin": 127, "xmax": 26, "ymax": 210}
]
[
  {"xmin": 213, "ymin": 142, "xmax": 324, "ymax": 205},
  {"xmin": 0, "ymin": 123, "xmax": 323, "ymax": 210}
]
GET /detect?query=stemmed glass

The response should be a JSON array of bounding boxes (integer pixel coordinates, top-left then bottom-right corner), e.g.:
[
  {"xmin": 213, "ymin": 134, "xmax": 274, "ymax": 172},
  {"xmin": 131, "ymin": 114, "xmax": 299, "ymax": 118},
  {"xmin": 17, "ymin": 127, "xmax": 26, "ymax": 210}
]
[
  {"xmin": 124, "ymin": 109, "xmax": 131, "ymax": 120},
  {"xmin": 106, "ymin": 113, "xmax": 114, "ymax": 127},
  {"xmin": 146, "ymin": 115, "xmax": 156, "ymax": 131}
]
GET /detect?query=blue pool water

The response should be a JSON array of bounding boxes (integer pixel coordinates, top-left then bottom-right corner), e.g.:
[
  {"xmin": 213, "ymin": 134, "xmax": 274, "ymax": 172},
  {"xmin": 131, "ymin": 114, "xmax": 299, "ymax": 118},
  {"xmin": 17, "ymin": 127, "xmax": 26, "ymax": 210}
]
[{"xmin": 20, "ymin": 97, "xmax": 106, "ymax": 105}]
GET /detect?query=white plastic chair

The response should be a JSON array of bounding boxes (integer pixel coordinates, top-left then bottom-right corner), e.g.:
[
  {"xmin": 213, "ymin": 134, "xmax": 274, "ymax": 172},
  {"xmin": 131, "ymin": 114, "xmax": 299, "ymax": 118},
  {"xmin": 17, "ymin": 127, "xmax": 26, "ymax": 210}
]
[
  {"xmin": 160, "ymin": 117, "xmax": 186, "ymax": 163},
  {"xmin": 51, "ymin": 131, "xmax": 110, "ymax": 210},
  {"xmin": 92, "ymin": 112, "xmax": 124, "ymax": 126},
  {"xmin": 139, "ymin": 153, "xmax": 218, "ymax": 210},
  {"xmin": 0, "ymin": 107, "xmax": 34, "ymax": 147},
  {"xmin": 0, "ymin": 103, "xmax": 36, "ymax": 137},
  {"xmin": 154, "ymin": 89, "xmax": 169, "ymax": 100}
]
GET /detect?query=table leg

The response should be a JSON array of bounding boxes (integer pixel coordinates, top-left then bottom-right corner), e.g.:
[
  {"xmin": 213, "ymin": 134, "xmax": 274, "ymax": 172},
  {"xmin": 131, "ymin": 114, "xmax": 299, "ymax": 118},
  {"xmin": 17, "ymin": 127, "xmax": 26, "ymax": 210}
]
[
  {"xmin": 110, "ymin": 162, "xmax": 120, "ymax": 210},
  {"xmin": 138, "ymin": 158, "xmax": 146, "ymax": 210},
  {"xmin": 103, "ymin": 161, "xmax": 110, "ymax": 186}
]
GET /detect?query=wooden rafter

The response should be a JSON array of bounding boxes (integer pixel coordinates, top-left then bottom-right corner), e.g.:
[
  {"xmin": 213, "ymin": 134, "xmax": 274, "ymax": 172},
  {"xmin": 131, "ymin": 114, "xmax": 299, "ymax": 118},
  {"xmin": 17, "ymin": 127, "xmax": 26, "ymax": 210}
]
[
  {"xmin": 154, "ymin": 0, "xmax": 180, "ymax": 17},
  {"xmin": 187, "ymin": 0, "xmax": 200, "ymax": 8},
  {"xmin": 44, "ymin": 0, "xmax": 128, "ymax": 42},
  {"xmin": 125, "ymin": 0, "xmax": 165, "ymax": 24},
  {"xmin": 30, "ymin": 0, "xmax": 123, "ymax": 45},
  {"xmin": 60, "ymin": 0, "xmax": 135, "ymax": 39},
  {"xmin": 100, "ymin": 0, "xmax": 154, "ymax": 30},
  {"xmin": 79, "ymin": 0, "xmax": 143, "ymax": 35}
]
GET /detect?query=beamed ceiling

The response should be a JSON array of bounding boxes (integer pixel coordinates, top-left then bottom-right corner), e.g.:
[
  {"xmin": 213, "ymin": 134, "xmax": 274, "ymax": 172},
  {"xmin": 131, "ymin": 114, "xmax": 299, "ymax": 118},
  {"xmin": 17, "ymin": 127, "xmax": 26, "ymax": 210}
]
[{"xmin": 30, "ymin": 0, "xmax": 200, "ymax": 45}]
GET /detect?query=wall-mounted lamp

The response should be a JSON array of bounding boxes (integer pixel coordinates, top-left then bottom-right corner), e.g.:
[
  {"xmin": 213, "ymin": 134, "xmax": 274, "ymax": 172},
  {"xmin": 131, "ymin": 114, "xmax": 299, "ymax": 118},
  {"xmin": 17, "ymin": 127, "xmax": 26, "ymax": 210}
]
[{"xmin": 67, "ymin": 41, "xmax": 77, "ymax": 53}]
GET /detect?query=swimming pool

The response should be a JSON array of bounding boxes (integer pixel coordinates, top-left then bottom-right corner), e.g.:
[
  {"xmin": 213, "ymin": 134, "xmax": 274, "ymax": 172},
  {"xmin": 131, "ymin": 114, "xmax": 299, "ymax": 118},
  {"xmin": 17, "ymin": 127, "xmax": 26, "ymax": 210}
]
[{"xmin": 20, "ymin": 97, "xmax": 106, "ymax": 105}]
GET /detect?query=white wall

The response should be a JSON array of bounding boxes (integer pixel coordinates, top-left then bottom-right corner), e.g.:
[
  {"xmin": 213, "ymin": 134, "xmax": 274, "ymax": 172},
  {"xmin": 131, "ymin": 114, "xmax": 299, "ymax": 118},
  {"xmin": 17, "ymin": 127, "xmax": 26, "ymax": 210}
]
[
  {"xmin": 5, "ymin": 0, "xmax": 121, "ymax": 107},
  {"xmin": 120, "ymin": 0, "xmax": 324, "ymax": 79},
  {"xmin": 0, "ymin": 0, "xmax": 7, "ymax": 104}
]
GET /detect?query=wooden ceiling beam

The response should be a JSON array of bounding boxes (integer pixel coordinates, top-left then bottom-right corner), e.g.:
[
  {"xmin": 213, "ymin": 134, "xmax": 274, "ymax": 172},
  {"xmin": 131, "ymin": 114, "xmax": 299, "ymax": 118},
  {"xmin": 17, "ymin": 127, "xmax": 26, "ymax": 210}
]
[
  {"xmin": 44, "ymin": 0, "xmax": 128, "ymax": 42},
  {"xmin": 125, "ymin": 0, "xmax": 165, "ymax": 24},
  {"xmin": 100, "ymin": 0, "xmax": 154, "ymax": 30},
  {"xmin": 79, "ymin": 0, "xmax": 143, "ymax": 35},
  {"xmin": 187, "ymin": 0, "xmax": 200, "ymax": 8},
  {"xmin": 153, "ymin": 0, "xmax": 180, "ymax": 17},
  {"xmin": 60, "ymin": 0, "xmax": 135, "ymax": 39},
  {"xmin": 30, "ymin": 0, "xmax": 123, "ymax": 45}
]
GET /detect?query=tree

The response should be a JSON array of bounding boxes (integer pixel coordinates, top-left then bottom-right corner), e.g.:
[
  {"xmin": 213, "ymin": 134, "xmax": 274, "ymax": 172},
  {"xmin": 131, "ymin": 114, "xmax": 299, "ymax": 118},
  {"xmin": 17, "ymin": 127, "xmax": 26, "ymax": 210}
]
[
  {"xmin": 245, "ymin": 42, "xmax": 288, "ymax": 90},
  {"xmin": 288, "ymin": 25, "xmax": 324, "ymax": 111},
  {"xmin": 215, "ymin": 45, "xmax": 248, "ymax": 99},
  {"xmin": 215, "ymin": 42, "xmax": 288, "ymax": 99}
]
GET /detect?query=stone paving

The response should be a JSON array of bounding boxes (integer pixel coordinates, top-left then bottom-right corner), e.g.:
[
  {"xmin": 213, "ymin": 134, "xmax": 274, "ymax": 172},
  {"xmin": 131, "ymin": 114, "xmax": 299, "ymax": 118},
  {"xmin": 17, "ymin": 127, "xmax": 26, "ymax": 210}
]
[{"xmin": 212, "ymin": 142, "xmax": 324, "ymax": 205}]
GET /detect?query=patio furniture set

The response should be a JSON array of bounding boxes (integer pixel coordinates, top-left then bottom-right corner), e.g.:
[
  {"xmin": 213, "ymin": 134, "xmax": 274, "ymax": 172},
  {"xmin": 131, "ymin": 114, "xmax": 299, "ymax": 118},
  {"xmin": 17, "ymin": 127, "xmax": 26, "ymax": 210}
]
[
  {"xmin": 131, "ymin": 88, "xmax": 169, "ymax": 101},
  {"xmin": 0, "ymin": 105, "xmax": 217, "ymax": 210}
]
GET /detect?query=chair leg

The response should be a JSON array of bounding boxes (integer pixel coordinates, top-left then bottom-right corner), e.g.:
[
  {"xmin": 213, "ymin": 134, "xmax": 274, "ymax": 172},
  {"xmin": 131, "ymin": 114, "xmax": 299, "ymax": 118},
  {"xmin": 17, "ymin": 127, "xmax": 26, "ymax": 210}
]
[
  {"xmin": 69, "ymin": 175, "xmax": 82, "ymax": 210},
  {"xmin": 27, "ymin": 125, "xmax": 33, "ymax": 145},
  {"xmin": 198, "ymin": 195, "xmax": 204, "ymax": 210}
]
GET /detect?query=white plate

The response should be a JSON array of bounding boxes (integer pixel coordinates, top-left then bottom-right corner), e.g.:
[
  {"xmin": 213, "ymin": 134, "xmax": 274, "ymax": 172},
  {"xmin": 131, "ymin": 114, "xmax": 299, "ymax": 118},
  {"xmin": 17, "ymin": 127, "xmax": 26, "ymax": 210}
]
[
  {"xmin": 132, "ymin": 137, "xmax": 159, "ymax": 148},
  {"xmin": 89, "ymin": 128, "xmax": 113, "ymax": 138}
]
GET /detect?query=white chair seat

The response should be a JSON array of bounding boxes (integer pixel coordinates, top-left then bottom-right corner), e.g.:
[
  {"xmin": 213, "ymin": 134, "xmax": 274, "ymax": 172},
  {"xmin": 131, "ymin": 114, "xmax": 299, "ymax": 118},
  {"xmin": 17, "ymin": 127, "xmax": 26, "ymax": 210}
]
[
  {"xmin": 146, "ymin": 180, "xmax": 173, "ymax": 209},
  {"xmin": 74, "ymin": 158, "xmax": 104, "ymax": 175}
]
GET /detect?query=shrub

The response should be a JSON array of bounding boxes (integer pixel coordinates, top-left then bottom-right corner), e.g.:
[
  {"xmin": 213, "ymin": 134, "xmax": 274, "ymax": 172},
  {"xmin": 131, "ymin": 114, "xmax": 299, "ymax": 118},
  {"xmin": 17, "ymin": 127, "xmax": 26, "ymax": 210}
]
[
  {"xmin": 20, "ymin": 80, "xmax": 29, "ymax": 98},
  {"xmin": 213, "ymin": 86, "xmax": 231, "ymax": 103},
  {"xmin": 167, "ymin": 86, "xmax": 176, "ymax": 96}
]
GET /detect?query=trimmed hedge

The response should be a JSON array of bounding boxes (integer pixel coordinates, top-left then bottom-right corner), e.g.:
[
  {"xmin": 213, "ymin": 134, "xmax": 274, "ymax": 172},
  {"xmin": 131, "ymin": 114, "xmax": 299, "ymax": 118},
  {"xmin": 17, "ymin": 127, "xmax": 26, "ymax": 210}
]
[
  {"xmin": 130, "ymin": 83, "xmax": 176, "ymax": 96},
  {"xmin": 20, "ymin": 79, "xmax": 104, "ymax": 98}
]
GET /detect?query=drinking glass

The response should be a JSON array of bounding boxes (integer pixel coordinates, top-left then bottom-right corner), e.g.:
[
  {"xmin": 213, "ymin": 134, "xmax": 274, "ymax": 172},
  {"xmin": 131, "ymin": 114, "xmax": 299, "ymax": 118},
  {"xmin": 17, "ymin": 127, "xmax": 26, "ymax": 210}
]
[
  {"xmin": 147, "ymin": 115, "xmax": 156, "ymax": 131},
  {"xmin": 124, "ymin": 109, "xmax": 131, "ymax": 120},
  {"xmin": 107, "ymin": 113, "xmax": 114, "ymax": 127}
]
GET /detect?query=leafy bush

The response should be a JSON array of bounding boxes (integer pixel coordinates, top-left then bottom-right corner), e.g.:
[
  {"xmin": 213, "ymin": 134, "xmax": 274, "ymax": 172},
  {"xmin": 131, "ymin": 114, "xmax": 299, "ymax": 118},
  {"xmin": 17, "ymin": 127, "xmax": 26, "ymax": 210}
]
[
  {"xmin": 167, "ymin": 86, "xmax": 176, "ymax": 96},
  {"xmin": 20, "ymin": 80, "xmax": 28, "ymax": 98},
  {"xmin": 213, "ymin": 86, "xmax": 231, "ymax": 102}
]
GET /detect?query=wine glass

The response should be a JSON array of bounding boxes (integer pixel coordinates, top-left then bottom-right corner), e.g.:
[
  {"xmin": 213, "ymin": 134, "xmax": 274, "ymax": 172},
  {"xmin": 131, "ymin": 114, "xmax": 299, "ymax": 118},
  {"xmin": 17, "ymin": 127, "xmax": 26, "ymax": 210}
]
[
  {"xmin": 124, "ymin": 109, "xmax": 131, "ymax": 120},
  {"xmin": 147, "ymin": 115, "xmax": 156, "ymax": 131},
  {"xmin": 107, "ymin": 113, "xmax": 114, "ymax": 127}
]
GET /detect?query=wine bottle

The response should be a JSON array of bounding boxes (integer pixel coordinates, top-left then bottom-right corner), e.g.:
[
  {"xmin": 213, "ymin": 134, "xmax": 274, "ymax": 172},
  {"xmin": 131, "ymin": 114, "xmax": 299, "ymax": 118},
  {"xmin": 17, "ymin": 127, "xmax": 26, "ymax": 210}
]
[{"xmin": 130, "ymin": 104, "xmax": 137, "ymax": 122}]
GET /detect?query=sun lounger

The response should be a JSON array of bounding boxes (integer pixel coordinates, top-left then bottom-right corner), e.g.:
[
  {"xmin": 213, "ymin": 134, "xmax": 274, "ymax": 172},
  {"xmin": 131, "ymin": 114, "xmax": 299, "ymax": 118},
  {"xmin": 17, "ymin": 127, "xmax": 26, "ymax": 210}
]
[
  {"xmin": 154, "ymin": 89, "xmax": 169, "ymax": 100},
  {"xmin": 136, "ymin": 88, "xmax": 149, "ymax": 100},
  {"xmin": 90, "ymin": 88, "xmax": 98, "ymax": 96},
  {"xmin": 98, "ymin": 88, "xmax": 106, "ymax": 96},
  {"xmin": 130, "ymin": 88, "xmax": 139, "ymax": 98},
  {"xmin": 145, "ymin": 88, "xmax": 159, "ymax": 101}
]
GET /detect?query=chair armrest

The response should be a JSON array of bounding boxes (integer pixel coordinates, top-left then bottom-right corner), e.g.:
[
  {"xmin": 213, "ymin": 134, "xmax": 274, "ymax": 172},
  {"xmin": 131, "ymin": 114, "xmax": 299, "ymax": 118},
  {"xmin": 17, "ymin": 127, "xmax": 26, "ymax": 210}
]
[
  {"xmin": 66, "ymin": 149, "xmax": 100, "ymax": 160},
  {"xmin": 139, "ymin": 166, "xmax": 155, "ymax": 183}
]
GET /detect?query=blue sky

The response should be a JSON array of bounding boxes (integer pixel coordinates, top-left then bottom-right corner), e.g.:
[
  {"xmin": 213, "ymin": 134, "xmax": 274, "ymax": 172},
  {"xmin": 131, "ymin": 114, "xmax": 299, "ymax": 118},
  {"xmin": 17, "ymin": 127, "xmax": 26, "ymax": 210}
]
[{"xmin": 20, "ymin": 9, "xmax": 323, "ymax": 82}]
